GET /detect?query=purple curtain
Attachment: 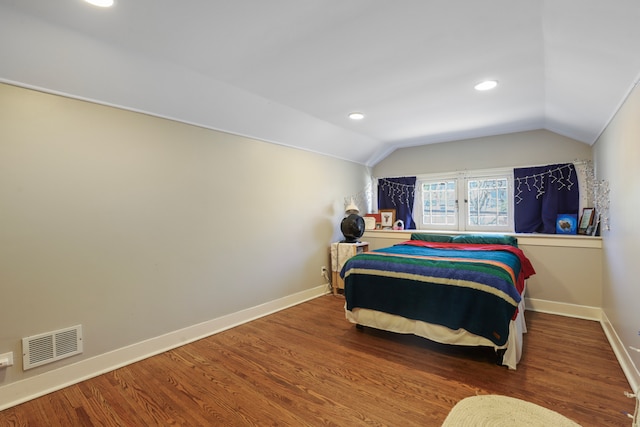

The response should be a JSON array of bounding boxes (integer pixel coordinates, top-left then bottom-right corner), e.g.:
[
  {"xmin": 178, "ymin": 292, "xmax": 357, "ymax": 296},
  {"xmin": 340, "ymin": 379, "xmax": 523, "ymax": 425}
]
[
  {"xmin": 378, "ymin": 177, "xmax": 416, "ymax": 229},
  {"xmin": 514, "ymin": 163, "xmax": 579, "ymax": 233}
]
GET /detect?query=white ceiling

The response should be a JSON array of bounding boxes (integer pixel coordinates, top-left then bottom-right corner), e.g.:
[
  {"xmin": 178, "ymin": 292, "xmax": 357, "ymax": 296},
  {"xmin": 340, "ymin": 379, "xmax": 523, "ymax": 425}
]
[{"xmin": 1, "ymin": 0, "xmax": 639, "ymax": 166}]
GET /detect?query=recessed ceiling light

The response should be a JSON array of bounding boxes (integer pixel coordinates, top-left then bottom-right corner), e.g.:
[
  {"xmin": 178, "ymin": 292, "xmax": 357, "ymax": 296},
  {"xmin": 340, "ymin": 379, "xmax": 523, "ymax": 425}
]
[
  {"xmin": 474, "ymin": 80, "xmax": 498, "ymax": 91},
  {"xmin": 84, "ymin": 0, "xmax": 115, "ymax": 7},
  {"xmin": 348, "ymin": 112, "xmax": 365, "ymax": 120}
]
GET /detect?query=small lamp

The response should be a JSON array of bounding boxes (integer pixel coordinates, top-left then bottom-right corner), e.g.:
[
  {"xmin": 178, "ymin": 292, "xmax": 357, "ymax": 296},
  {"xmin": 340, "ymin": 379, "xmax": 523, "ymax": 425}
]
[
  {"xmin": 340, "ymin": 198, "xmax": 365, "ymax": 243},
  {"xmin": 345, "ymin": 199, "xmax": 360, "ymax": 215}
]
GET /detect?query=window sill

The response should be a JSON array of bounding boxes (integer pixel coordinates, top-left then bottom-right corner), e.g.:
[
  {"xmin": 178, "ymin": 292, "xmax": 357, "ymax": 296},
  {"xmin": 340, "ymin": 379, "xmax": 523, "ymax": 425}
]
[{"xmin": 362, "ymin": 229, "xmax": 602, "ymax": 249}]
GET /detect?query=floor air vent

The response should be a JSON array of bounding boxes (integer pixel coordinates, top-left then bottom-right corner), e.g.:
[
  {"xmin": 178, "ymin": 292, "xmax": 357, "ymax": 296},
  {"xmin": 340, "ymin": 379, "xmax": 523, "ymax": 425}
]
[{"xmin": 22, "ymin": 325, "xmax": 83, "ymax": 370}]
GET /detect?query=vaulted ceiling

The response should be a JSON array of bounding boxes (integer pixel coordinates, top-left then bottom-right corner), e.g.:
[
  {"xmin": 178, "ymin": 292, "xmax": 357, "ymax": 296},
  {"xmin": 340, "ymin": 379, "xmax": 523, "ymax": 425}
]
[{"xmin": 1, "ymin": 1, "xmax": 639, "ymax": 166}]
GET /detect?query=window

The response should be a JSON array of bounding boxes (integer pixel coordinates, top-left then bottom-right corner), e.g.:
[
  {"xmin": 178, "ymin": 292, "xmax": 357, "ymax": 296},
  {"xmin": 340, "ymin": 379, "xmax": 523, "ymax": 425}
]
[
  {"xmin": 420, "ymin": 179, "xmax": 458, "ymax": 228},
  {"xmin": 467, "ymin": 176, "xmax": 510, "ymax": 228},
  {"xmin": 415, "ymin": 169, "xmax": 513, "ymax": 232}
]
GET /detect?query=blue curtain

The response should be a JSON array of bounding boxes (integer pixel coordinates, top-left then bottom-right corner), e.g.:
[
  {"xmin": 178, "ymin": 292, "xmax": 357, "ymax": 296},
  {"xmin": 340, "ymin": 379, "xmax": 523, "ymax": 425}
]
[
  {"xmin": 378, "ymin": 177, "xmax": 416, "ymax": 229},
  {"xmin": 514, "ymin": 163, "xmax": 579, "ymax": 233}
]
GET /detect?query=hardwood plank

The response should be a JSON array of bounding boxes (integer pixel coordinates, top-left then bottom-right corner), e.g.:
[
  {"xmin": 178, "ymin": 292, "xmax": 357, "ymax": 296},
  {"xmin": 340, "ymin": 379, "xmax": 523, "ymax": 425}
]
[{"xmin": 0, "ymin": 294, "xmax": 635, "ymax": 426}]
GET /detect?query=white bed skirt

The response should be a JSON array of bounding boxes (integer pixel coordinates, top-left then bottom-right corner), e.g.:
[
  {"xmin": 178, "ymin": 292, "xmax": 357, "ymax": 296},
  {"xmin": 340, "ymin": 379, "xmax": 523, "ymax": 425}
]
[{"xmin": 345, "ymin": 296, "xmax": 527, "ymax": 370}]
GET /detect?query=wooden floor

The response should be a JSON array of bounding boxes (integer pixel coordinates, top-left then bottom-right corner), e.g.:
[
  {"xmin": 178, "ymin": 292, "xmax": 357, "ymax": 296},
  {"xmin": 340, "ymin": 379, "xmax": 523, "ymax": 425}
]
[{"xmin": 0, "ymin": 294, "xmax": 635, "ymax": 426}]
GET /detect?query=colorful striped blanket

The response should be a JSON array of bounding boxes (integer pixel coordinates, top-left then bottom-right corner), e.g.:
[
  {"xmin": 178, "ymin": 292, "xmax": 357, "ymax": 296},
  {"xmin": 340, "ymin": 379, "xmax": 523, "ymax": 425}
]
[{"xmin": 341, "ymin": 240, "xmax": 536, "ymax": 346}]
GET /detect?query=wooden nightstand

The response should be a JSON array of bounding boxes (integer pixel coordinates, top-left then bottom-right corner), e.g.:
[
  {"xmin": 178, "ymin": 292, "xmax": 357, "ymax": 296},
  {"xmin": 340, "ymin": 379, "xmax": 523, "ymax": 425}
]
[{"xmin": 330, "ymin": 241, "xmax": 369, "ymax": 295}]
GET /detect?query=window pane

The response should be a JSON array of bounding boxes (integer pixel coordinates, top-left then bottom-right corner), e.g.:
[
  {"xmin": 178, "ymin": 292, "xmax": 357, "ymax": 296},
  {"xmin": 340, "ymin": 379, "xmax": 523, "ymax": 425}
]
[
  {"xmin": 421, "ymin": 180, "xmax": 456, "ymax": 226},
  {"xmin": 467, "ymin": 178, "xmax": 508, "ymax": 227}
]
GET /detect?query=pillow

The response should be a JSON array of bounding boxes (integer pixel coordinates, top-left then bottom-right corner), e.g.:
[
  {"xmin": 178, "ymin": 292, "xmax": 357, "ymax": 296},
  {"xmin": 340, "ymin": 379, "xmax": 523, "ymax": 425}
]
[
  {"xmin": 410, "ymin": 233, "xmax": 454, "ymax": 243},
  {"xmin": 451, "ymin": 234, "xmax": 518, "ymax": 247}
]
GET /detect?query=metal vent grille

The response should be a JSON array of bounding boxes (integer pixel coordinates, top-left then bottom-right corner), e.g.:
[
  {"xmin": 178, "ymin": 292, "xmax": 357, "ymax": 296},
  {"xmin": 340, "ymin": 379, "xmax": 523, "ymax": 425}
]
[{"xmin": 22, "ymin": 325, "xmax": 83, "ymax": 370}]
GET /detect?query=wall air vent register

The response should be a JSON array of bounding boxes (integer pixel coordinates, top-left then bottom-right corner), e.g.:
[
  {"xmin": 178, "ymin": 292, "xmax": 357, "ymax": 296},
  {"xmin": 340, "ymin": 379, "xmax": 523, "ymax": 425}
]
[{"xmin": 22, "ymin": 325, "xmax": 83, "ymax": 370}]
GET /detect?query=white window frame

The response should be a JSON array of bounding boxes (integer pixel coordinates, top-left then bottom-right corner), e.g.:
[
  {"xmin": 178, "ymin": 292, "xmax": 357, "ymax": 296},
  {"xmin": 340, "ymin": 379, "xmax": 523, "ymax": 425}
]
[
  {"xmin": 415, "ymin": 173, "xmax": 460, "ymax": 231},
  {"xmin": 414, "ymin": 168, "xmax": 514, "ymax": 232}
]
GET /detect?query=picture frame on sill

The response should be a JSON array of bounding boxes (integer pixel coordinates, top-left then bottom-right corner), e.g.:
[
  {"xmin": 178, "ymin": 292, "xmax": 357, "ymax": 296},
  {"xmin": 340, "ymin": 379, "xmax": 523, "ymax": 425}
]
[
  {"xmin": 379, "ymin": 209, "xmax": 396, "ymax": 229},
  {"xmin": 578, "ymin": 207, "xmax": 595, "ymax": 235},
  {"xmin": 556, "ymin": 213, "xmax": 577, "ymax": 234},
  {"xmin": 364, "ymin": 213, "xmax": 381, "ymax": 230},
  {"xmin": 587, "ymin": 213, "xmax": 600, "ymax": 236},
  {"xmin": 363, "ymin": 216, "xmax": 377, "ymax": 230}
]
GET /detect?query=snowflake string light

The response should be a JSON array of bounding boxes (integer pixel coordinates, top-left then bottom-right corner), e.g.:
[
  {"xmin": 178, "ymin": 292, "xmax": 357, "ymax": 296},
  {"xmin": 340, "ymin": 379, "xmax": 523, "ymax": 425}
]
[
  {"xmin": 515, "ymin": 164, "xmax": 576, "ymax": 204},
  {"xmin": 378, "ymin": 179, "xmax": 415, "ymax": 207}
]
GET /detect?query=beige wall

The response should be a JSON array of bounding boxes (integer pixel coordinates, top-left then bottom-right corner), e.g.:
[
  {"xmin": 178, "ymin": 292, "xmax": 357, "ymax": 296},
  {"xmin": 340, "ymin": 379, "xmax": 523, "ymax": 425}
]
[
  {"xmin": 0, "ymin": 83, "xmax": 369, "ymax": 387},
  {"xmin": 593, "ymin": 78, "xmax": 640, "ymax": 384},
  {"xmin": 373, "ymin": 129, "xmax": 593, "ymax": 177}
]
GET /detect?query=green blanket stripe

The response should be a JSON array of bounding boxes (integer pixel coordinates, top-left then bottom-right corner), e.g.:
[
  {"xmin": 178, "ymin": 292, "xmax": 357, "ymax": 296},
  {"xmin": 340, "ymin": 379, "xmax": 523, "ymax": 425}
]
[{"xmin": 353, "ymin": 252, "xmax": 516, "ymax": 286}]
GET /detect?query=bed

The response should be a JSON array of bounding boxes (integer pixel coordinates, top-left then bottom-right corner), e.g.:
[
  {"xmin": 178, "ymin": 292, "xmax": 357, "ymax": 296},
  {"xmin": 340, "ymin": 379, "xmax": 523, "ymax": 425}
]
[{"xmin": 341, "ymin": 233, "xmax": 536, "ymax": 369}]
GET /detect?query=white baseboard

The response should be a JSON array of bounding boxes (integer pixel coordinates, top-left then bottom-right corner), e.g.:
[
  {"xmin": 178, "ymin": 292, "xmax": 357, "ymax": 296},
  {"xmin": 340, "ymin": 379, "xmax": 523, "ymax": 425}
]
[
  {"xmin": 525, "ymin": 297, "xmax": 602, "ymax": 321},
  {"xmin": 0, "ymin": 285, "xmax": 329, "ymax": 411},
  {"xmin": 601, "ymin": 311, "xmax": 640, "ymax": 394}
]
